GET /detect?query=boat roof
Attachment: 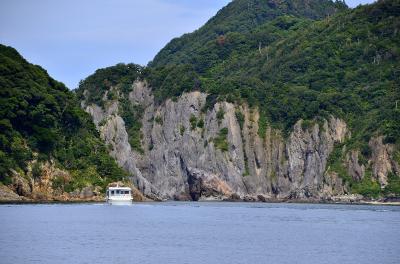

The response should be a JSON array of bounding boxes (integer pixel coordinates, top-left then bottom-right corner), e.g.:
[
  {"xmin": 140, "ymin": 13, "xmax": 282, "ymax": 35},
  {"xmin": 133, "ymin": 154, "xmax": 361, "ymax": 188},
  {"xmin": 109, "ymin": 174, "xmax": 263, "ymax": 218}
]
[{"xmin": 107, "ymin": 186, "xmax": 131, "ymax": 190}]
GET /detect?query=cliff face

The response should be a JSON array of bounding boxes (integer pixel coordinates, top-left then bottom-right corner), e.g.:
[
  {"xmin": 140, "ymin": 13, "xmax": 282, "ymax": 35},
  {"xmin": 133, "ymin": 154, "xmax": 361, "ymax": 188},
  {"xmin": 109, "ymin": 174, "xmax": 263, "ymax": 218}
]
[
  {"xmin": 82, "ymin": 81, "xmax": 400, "ymax": 201},
  {"xmin": 0, "ymin": 159, "xmax": 146, "ymax": 202},
  {"xmin": 1, "ymin": 161, "xmax": 103, "ymax": 202},
  {"xmin": 0, "ymin": 45, "xmax": 134, "ymax": 202}
]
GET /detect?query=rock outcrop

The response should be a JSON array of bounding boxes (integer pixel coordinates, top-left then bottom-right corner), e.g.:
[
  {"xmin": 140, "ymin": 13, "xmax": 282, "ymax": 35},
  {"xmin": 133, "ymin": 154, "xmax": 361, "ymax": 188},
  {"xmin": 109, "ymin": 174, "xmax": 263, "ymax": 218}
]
[
  {"xmin": 369, "ymin": 136, "xmax": 399, "ymax": 187},
  {"xmin": 346, "ymin": 150, "xmax": 365, "ymax": 181},
  {"xmin": 0, "ymin": 161, "xmax": 143, "ymax": 202},
  {"xmin": 0, "ymin": 183, "xmax": 22, "ymax": 201},
  {"xmin": 82, "ymin": 81, "xmax": 399, "ymax": 201}
]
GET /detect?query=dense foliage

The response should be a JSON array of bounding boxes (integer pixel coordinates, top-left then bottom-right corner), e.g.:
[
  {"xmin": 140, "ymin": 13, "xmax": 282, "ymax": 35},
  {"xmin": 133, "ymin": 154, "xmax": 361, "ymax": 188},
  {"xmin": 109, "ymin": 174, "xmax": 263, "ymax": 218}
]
[
  {"xmin": 76, "ymin": 63, "xmax": 145, "ymax": 154},
  {"xmin": 119, "ymin": 97, "xmax": 144, "ymax": 154},
  {"xmin": 150, "ymin": 0, "xmax": 346, "ymax": 70},
  {"xmin": 45, "ymin": 0, "xmax": 400, "ymax": 197},
  {"xmin": 0, "ymin": 45, "xmax": 128, "ymax": 190},
  {"xmin": 145, "ymin": 0, "xmax": 400, "ymax": 195},
  {"xmin": 76, "ymin": 63, "xmax": 143, "ymax": 106},
  {"xmin": 147, "ymin": 0, "xmax": 399, "ymax": 144},
  {"xmin": 145, "ymin": 1, "xmax": 399, "ymax": 140}
]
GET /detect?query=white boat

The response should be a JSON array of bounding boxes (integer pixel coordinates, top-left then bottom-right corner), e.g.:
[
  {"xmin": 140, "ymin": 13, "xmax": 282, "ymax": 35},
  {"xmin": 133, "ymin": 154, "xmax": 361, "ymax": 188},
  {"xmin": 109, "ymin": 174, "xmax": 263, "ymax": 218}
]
[{"xmin": 106, "ymin": 186, "xmax": 133, "ymax": 205}]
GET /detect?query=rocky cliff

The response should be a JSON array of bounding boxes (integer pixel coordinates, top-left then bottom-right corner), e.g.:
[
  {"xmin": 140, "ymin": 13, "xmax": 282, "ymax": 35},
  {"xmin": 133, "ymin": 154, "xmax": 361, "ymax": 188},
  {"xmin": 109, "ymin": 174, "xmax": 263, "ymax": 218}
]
[
  {"xmin": 0, "ymin": 160, "xmax": 146, "ymax": 202},
  {"xmin": 82, "ymin": 81, "xmax": 400, "ymax": 201},
  {"xmin": 0, "ymin": 161, "xmax": 102, "ymax": 202}
]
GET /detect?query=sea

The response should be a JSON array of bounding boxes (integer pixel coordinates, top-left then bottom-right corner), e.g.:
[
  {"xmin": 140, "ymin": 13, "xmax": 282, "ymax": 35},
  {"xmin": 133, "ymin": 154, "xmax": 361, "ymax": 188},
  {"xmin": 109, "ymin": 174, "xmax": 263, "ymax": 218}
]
[{"xmin": 0, "ymin": 202, "xmax": 399, "ymax": 264}]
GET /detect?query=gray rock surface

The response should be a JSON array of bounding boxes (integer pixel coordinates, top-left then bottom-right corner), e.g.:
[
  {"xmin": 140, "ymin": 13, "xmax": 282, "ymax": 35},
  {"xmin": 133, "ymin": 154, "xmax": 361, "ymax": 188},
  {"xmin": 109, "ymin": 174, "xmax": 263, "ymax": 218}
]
[
  {"xmin": 346, "ymin": 150, "xmax": 365, "ymax": 181},
  {"xmin": 369, "ymin": 136, "xmax": 399, "ymax": 187},
  {"xmin": 82, "ymin": 81, "xmax": 399, "ymax": 200}
]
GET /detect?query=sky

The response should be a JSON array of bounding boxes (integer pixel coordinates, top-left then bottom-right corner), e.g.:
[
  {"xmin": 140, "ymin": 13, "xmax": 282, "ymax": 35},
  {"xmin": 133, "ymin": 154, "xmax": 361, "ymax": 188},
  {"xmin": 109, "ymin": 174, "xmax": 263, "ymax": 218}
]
[{"xmin": 0, "ymin": 0, "xmax": 375, "ymax": 89}]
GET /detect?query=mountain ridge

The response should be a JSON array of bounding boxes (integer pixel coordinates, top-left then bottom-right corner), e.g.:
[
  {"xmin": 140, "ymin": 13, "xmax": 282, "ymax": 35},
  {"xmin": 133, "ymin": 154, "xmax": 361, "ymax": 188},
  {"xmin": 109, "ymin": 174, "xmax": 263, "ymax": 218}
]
[
  {"xmin": 76, "ymin": 0, "xmax": 400, "ymax": 200},
  {"xmin": 0, "ymin": 44, "xmax": 146, "ymax": 202},
  {"xmin": 1, "ymin": 0, "xmax": 399, "ymax": 202},
  {"xmin": 150, "ymin": 0, "xmax": 347, "ymax": 68}
]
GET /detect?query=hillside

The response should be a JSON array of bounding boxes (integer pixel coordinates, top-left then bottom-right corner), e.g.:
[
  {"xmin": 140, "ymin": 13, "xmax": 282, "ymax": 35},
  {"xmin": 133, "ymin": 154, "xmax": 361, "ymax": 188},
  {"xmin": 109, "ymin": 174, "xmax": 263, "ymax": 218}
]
[
  {"xmin": 76, "ymin": 0, "xmax": 399, "ymax": 201},
  {"xmin": 150, "ymin": 0, "xmax": 346, "ymax": 70},
  {"xmin": 144, "ymin": 0, "xmax": 400, "ymax": 189},
  {"xmin": 0, "ymin": 45, "xmax": 134, "ymax": 201},
  {"xmin": 147, "ymin": 0, "xmax": 399, "ymax": 139},
  {"xmin": 2, "ymin": 0, "xmax": 399, "ymax": 202}
]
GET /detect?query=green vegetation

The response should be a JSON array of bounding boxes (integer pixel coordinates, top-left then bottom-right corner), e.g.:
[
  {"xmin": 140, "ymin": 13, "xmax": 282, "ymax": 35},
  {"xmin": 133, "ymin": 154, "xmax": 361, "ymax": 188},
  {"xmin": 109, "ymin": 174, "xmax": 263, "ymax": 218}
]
[
  {"xmin": 327, "ymin": 142, "xmax": 396, "ymax": 198},
  {"xmin": 76, "ymin": 63, "xmax": 142, "ymax": 106},
  {"xmin": 0, "ymin": 44, "xmax": 128, "ymax": 190},
  {"xmin": 243, "ymin": 152, "xmax": 250, "ymax": 177},
  {"xmin": 31, "ymin": 162, "xmax": 42, "ymax": 179},
  {"xmin": 189, "ymin": 114, "xmax": 198, "ymax": 130},
  {"xmin": 384, "ymin": 173, "xmax": 400, "ymax": 196},
  {"xmin": 76, "ymin": 63, "xmax": 146, "ymax": 154},
  {"xmin": 326, "ymin": 143, "xmax": 350, "ymax": 180},
  {"xmin": 258, "ymin": 113, "xmax": 268, "ymax": 138},
  {"xmin": 142, "ymin": 64, "xmax": 200, "ymax": 104},
  {"xmin": 216, "ymin": 108, "xmax": 225, "ymax": 124},
  {"xmin": 301, "ymin": 120, "xmax": 316, "ymax": 131},
  {"xmin": 98, "ymin": 118, "xmax": 107, "ymax": 127},
  {"xmin": 155, "ymin": 115, "xmax": 163, "ymax": 125},
  {"xmin": 235, "ymin": 109, "xmax": 245, "ymax": 130},
  {"xmin": 146, "ymin": 0, "xmax": 400, "ymax": 196},
  {"xmin": 214, "ymin": 127, "xmax": 229, "ymax": 152},
  {"xmin": 119, "ymin": 98, "xmax": 144, "ymax": 154},
  {"xmin": 234, "ymin": 109, "xmax": 249, "ymax": 175},
  {"xmin": 150, "ymin": 0, "xmax": 345, "ymax": 71},
  {"xmin": 145, "ymin": 0, "xmax": 399, "ymax": 149},
  {"xmin": 351, "ymin": 172, "xmax": 381, "ymax": 198},
  {"xmin": 189, "ymin": 114, "xmax": 205, "ymax": 130},
  {"xmin": 180, "ymin": 125, "xmax": 185, "ymax": 136},
  {"xmin": 3, "ymin": 0, "xmax": 399, "ymax": 198},
  {"xmin": 197, "ymin": 118, "xmax": 205, "ymax": 129}
]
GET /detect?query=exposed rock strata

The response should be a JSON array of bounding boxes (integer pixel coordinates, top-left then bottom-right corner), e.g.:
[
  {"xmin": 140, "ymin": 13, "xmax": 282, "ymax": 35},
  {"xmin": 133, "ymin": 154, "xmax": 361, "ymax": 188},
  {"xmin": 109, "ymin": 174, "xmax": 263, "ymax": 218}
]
[
  {"xmin": 369, "ymin": 136, "xmax": 398, "ymax": 187},
  {"xmin": 83, "ymin": 81, "xmax": 400, "ymax": 201},
  {"xmin": 346, "ymin": 150, "xmax": 365, "ymax": 181}
]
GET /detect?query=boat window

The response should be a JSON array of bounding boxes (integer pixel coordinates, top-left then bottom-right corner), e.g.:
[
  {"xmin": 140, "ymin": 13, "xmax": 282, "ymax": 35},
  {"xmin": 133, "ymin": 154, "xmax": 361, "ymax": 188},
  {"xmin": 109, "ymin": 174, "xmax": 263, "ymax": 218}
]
[
  {"xmin": 111, "ymin": 190, "xmax": 114, "ymax": 195},
  {"xmin": 125, "ymin": 190, "xmax": 129, "ymax": 194}
]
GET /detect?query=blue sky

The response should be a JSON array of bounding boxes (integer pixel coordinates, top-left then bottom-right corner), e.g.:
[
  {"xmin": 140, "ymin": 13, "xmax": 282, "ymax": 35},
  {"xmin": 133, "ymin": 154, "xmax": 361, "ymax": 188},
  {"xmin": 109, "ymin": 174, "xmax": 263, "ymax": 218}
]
[{"xmin": 0, "ymin": 0, "xmax": 375, "ymax": 89}]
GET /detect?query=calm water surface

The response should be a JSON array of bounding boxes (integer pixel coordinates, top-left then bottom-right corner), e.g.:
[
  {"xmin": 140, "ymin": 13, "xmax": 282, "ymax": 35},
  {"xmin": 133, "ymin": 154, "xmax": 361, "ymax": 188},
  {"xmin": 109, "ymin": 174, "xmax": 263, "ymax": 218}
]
[{"xmin": 0, "ymin": 202, "xmax": 399, "ymax": 264}]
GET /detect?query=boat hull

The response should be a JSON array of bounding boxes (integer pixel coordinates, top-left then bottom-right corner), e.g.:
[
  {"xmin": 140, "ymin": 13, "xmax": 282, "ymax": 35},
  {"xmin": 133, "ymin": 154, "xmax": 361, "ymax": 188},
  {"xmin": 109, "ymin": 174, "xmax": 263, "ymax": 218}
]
[{"xmin": 106, "ymin": 198, "xmax": 132, "ymax": 205}]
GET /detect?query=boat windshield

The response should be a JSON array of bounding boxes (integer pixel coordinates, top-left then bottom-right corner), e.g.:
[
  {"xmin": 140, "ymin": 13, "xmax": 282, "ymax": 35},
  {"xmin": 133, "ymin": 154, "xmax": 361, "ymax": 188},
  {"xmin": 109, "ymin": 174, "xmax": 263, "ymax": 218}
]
[{"xmin": 108, "ymin": 189, "xmax": 131, "ymax": 196}]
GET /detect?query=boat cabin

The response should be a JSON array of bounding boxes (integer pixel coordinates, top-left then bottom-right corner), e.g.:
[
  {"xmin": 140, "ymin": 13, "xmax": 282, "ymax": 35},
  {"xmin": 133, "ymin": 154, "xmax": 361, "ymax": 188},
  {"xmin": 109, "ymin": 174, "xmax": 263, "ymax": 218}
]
[
  {"xmin": 107, "ymin": 187, "xmax": 131, "ymax": 197},
  {"xmin": 106, "ymin": 186, "xmax": 133, "ymax": 205}
]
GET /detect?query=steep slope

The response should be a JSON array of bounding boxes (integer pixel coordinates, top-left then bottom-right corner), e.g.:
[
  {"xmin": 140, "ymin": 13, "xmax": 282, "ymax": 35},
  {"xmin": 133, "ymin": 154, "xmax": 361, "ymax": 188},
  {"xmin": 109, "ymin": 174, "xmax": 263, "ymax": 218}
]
[
  {"xmin": 0, "ymin": 45, "xmax": 137, "ymax": 201},
  {"xmin": 79, "ymin": 0, "xmax": 400, "ymax": 201},
  {"xmin": 150, "ymin": 0, "xmax": 346, "ymax": 70},
  {"xmin": 212, "ymin": 0, "xmax": 400, "ymax": 136},
  {"xmin": 80, "ymin": 76, "xmax": 399, "ymax": 201},
  {"xmin": 80, "ymin": 78, "xmax": 349, "ymax": 201}
]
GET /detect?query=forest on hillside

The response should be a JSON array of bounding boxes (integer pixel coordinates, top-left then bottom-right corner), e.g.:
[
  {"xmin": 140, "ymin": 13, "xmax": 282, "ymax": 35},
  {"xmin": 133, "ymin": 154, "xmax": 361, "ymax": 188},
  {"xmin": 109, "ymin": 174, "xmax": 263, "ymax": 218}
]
[{"xmin": 0, "ymin": 45, "xmax": 127, "ymax": 191}]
